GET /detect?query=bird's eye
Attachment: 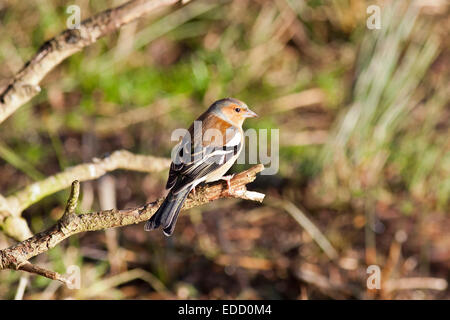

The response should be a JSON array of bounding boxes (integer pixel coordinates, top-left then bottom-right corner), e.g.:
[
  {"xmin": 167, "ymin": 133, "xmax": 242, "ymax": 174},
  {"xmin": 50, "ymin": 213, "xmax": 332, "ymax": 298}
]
[{"xmin": 235, "ymin": 107, "xmax": 241, "ymax": 113}]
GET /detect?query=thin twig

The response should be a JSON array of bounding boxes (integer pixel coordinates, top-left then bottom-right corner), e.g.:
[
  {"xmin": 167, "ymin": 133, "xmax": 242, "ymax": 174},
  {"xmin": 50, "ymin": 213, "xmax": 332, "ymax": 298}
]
[
  {"xmin": 18, "ymin": 262, "xmax": 70, "ymax": 286},
  {"xmin": 267, "ymin": 198, "xmax": 338, "ymax": 260}
]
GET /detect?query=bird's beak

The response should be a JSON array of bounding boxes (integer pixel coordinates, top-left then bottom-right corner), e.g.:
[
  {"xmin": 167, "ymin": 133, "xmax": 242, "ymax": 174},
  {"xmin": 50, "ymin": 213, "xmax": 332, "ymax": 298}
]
[{"xmin": 244, "ymin": 108, "xmax": 258, "ymax": 118}]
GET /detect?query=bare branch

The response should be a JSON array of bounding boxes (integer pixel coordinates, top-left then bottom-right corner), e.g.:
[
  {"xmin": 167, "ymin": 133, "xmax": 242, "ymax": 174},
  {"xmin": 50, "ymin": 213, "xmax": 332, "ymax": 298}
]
[
  {"xmin": 0, "ymin": 0, "xmax": 186, "ymax": 124},
  {"xmin": 18, "ymin": 262, "xmax": 70, "ymax": 286},
  {"xmin": 0, "ymin": 165, "xmax": 265, "ymax": 283}
]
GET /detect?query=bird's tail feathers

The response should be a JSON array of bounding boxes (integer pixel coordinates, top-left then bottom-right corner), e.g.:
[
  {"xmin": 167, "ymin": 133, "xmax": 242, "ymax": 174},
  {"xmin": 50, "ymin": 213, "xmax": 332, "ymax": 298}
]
[{"xmin": 144, "ymin": 186, "xmax": 191, "ymax": 236}]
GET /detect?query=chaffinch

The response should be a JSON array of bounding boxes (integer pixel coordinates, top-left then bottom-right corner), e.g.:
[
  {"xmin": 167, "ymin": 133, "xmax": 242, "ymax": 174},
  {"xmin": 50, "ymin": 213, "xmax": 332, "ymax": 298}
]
[{"xmin": 145, "ymin": 98, "xmax": 258, "ymax": 236}]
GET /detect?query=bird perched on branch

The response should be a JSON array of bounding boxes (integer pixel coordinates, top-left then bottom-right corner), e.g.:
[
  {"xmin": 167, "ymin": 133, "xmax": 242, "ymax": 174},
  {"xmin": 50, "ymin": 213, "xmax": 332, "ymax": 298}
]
[{"xmin": 144, "ymin": 98, "xmax": 258, "ymax": 236}]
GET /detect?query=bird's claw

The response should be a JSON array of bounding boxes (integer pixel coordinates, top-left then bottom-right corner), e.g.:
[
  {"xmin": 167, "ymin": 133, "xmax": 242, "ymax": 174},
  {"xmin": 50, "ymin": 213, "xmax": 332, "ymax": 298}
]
[{"xmin": 221, "ymin": 174, "xmax": 235, "ymax": 193}]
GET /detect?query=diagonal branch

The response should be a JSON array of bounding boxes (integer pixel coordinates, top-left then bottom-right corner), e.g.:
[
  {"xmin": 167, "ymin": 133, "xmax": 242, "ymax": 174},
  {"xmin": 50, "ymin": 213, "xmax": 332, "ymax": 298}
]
[
  {"xmin": 18, "ymin": 262, "xmax": 70, "ymax": 286},
  {"xmin": 0, "ymin": 0, "xmax": 188, "ymax": 125},
  {"xmin": 0, "ymin": 165, "xmax": 265, "ymax": 283}
]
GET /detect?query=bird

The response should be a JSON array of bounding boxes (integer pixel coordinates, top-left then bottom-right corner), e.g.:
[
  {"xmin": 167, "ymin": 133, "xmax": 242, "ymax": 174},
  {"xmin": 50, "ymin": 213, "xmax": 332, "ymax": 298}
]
[{"xmin": 144, "ymin": 98, "xmax": 258, "ymax": 236}]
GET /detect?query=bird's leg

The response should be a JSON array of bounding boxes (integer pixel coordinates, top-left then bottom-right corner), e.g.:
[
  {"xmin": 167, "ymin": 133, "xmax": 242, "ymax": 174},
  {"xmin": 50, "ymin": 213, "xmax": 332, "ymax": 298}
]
[{"xmin": 221, "ymin": 174, "xmax": 235, "ymax": 193}]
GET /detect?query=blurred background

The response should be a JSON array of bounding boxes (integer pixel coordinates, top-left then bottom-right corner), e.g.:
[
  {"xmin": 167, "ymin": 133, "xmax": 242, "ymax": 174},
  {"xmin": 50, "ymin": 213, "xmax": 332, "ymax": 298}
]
[{"xmin": 0, "ymin": 0, "xmax": 448, "ymax": 299}]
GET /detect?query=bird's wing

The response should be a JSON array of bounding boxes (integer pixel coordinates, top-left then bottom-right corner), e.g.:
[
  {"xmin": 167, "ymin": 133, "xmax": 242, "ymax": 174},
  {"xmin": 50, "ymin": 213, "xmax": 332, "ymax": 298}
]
[{"xmin": 166, "ymin": 119, "xmax": 242, "ymax": 194}]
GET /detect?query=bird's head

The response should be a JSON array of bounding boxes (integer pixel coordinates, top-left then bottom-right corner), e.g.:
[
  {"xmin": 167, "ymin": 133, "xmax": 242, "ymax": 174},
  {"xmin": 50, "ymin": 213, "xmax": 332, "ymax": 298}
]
[{"xmin": 210, "ymin": 98, "xmax": 258, "ymax": 127}]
